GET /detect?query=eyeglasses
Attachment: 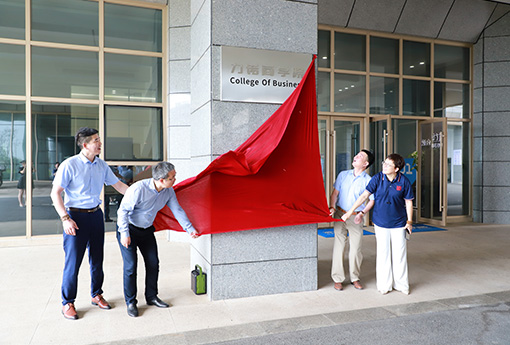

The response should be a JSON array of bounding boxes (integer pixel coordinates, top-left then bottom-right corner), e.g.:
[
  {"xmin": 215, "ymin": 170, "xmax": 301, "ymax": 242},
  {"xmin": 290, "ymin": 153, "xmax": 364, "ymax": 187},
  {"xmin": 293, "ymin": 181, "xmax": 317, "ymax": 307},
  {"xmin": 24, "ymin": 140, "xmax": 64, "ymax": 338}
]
[{"xmin": 382, "ymin": 161, "xmax": 395, "ymax": 168}]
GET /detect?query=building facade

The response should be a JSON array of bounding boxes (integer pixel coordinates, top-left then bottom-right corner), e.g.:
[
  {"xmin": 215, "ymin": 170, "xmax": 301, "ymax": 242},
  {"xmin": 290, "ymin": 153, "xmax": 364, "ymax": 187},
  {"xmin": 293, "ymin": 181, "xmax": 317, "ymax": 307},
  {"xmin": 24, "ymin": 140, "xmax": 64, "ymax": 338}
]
[{"xmin": 1, "ymin": 0, "xmax": 509, "ymax": 298}]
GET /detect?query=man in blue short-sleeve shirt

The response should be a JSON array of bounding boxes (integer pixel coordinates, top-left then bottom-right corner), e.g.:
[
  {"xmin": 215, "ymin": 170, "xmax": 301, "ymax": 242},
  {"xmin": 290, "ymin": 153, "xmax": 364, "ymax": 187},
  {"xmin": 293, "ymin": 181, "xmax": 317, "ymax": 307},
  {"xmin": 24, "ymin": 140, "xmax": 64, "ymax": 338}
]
[
  {"xmin": 328, "ymin": 150, "xmax": 375, "ymax": 291},
  {"xmin": 51, "ymin": 127, "xmax": 128, "ymax": 320}
]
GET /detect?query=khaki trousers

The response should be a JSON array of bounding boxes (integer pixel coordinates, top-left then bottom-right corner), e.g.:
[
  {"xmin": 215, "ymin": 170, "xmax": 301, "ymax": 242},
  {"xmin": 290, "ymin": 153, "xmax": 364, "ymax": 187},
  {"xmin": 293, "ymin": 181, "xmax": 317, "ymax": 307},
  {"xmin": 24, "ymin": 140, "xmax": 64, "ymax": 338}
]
[{"xmin": 331, "ymin": 209, "xmax": 363, "ymax": 283}]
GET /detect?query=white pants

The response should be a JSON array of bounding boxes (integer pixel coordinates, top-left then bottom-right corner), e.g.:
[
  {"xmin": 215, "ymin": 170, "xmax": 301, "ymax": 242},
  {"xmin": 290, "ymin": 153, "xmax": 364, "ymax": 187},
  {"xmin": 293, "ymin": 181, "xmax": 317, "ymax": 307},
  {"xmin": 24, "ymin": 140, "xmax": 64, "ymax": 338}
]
[{"xmin": 374, "ymin": 225, "xmax": 409, "ymax": 294}]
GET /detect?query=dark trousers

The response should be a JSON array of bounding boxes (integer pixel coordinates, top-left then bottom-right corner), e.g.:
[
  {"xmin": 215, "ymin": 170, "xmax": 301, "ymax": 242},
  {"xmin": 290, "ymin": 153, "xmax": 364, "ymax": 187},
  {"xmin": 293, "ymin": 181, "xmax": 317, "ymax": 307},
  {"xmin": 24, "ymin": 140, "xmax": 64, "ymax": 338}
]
[
  {"xmin": 116, "ymin": 224, "xmax": 159, "ymax": 305},
  {"xmin": 62, "ymin": 209, "xmax": 105, "ymax": 305}
]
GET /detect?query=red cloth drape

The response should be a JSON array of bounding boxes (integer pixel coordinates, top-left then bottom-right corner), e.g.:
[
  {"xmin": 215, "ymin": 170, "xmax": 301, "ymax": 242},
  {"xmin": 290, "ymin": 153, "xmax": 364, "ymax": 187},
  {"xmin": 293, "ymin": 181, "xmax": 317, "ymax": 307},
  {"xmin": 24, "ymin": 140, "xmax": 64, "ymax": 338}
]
[{"xmin": 153, "ymin": 56, "xmax": 336, "ymax": 235}]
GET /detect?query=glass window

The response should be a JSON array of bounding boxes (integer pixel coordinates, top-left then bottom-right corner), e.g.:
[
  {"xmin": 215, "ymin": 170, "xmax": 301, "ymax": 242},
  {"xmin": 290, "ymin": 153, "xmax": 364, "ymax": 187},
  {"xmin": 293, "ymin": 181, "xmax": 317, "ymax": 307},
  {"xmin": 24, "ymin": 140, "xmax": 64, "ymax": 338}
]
[
  {"xmin": 0, "ymin": 0, "xmax": 25, "ymax": 39},
  {"xmin": 105, "ymin": 106, "xmax": 162, "ymax": 161},
  {"xmin": 318, "ymin": 30, "xmax": 331, "ymax": 68},
  {"xmin": 318, "ymin": 72, "xmax": 330, "ymax": 112},
  {"xmin": 31, "ymin": 0, "xmax": 99, "ymax": 46},
  {"xmin": 335, "ymin": 32, "xmax": 366, "ymax": 71},
  {"xmin": 403, "ymin": 40, "xmax": 430, "ymax": 77},
  {"xmin": 0, "ymin": 44, "xmax": 25, "ymax": 95},
  {"xmin": 334, "ymin": 74, "xmax": 365, "ymax": 113},
  {"xmin": 31, "ymin": 103, "xmax": 99, "ymax": 236},
  {"xmin": 333, "ymin": 120, "xmax": 360, "ymax": 175},
  {"xmin": 435, "ymin": 44, "xmax": 470, "ymax": 80},
  {"xmin": 105, "ymin": 3, "xmax": 162, "ymax": 52},
  {"xmin": 434, "ymin": 82, "xmax": 470, "ymax": 119},
  {"xmin": 370, "ymin": 36, "xmax": 398, "ymax": 74},
  {"xmin": 0, "ymin": 102, "xmax": 26, "ymax": 237},
  {"xmin": 403, "ymin": 79, "xmax": 430, "ymax": 116},
  {"xmin": 105, "ymin": 53, "xmax": 162, "ymax": 103},
  {"xmin": 32, "ymin": 47, "xmax": 99, "ymax": 99},
  {"xmin": 370, "ymin": 77, "xmax": 398, "ymax": 114}
]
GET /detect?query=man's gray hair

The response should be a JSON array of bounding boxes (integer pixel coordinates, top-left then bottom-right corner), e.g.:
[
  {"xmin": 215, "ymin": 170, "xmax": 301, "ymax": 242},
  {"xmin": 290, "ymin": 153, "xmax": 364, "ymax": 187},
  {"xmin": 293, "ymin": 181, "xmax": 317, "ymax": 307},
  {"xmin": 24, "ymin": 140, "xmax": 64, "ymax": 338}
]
[{"xmin": 153, "ymin": 162, "xmax": 175, "ymax": 180}]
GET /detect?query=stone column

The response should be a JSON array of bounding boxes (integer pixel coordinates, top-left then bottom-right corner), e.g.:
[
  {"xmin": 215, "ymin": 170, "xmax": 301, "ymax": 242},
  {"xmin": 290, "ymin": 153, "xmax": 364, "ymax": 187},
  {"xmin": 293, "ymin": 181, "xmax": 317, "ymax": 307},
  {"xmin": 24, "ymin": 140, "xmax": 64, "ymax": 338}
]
[
  {"xmin": 188, "ymin": 0, "xmax": 319, "ymax": 300},
  {"xmin": 473, "ymin": 11, "xmax": 510, "ymax": 224}
]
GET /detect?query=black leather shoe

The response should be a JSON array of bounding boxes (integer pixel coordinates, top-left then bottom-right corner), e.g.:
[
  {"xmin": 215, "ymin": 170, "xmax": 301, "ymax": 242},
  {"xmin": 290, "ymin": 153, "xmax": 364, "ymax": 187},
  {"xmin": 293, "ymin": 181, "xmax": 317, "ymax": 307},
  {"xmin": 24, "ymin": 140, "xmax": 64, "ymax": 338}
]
[
  {"xmin": 127, "ymin": 303, "xmax": 138, "ymax": 317},
  {"xmin": 147, "ymin": 296, "xmax": 169, "ymax": 308}
]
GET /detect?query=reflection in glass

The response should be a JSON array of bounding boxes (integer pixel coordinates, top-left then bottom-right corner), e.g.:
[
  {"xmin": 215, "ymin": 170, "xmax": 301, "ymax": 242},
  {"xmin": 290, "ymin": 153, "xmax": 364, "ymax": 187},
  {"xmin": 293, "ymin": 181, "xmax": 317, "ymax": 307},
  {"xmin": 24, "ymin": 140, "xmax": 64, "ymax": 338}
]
[
  {"xmin": 369, "ymin": 119, "xmax": 387, "ymax": 176},
  {"xmin": 105, "ymin": 3, "xmax": 162, "ymax": 52},
  {"xmin": 318, "ymin": 119, "xmax": 327, "ymax": 189},
  {"xmin": 370, "ymin": 77, "xmax": 398, "ymax": 114},
  {"xmin": 0, "ymin": 0, "xmax": 25, "ymax": 39},
  {"xmin": 0, "ymin": 43, "xmax": 25, "ymax": 95},
  {"xmin": 434, "ymin": 82, "xmax": 470, "ymax": 119},
  {"xmin": 0, "ymin": 102, "xmax": 26, "ymax": 237},
  {"xmin": 335, "ymin": 32, "xmax": 366, "ymax": 71},
  {"xmin": 318, "ymin": 72, "xmax": 330, "ymax": 112},
  {"xmin": 420, "ymin": 121, "xmax": 443, "ymax": 220},
  {"xmin": 435, "ymin": 44, "xmax": 469, "ymax": 80},
  {"xmin": 103, "ymin": 165, "xmax": 152, "ymax": 232},
  {"xmin": 318, "ymin": 30, "xmax": 331, "ymax": 68},
  {"xmin": 105, "ymin": 54, "xmax": 162, "ymax": 103},
  {"xmin": 393, "ymin": 119, "xmax": 417, "ymax": 206},
  {"xmin": 403, "ymin": 79, "xmax": 429, "ymax": 116},
  {"xmin": 334, "ymin": 120, "xmax": 360, "ymax": 177},
  {"xmin": 32, "ymin": 47, "xmax": 99, "ymax": 99},
  {"xmin": 334, "ymin": 74, "xmax": 365, "ymax": 113},
  {"xmin": 31, "ymin": 0, "xmax": 99, "ymax": 46},
  {"xmin": 403, "ymin": 40, "xmax": 430, "ymax": 77},
  {"xmin": 447, "ymin": 122, "xmax": 470, "ymax": 216},
  {"xmin": 105, "ymin": 106, "xmax": 162, "ymax": 161},
  {"xmin": 31, "ymin": 103, "xmax": 99, "ymax": 236},
  {"xmin": 370, "ymin": 36, "xmax": 398, "ymax": 74}
]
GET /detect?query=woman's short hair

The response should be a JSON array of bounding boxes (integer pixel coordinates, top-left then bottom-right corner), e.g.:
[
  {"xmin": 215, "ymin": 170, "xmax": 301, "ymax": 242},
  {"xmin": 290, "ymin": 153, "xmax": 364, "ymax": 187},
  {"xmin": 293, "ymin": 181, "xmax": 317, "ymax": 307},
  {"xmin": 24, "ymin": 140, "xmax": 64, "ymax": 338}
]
[
  {"xmin": 387, "ymin": 153, "xmax": 405, "ymax": 171},
  {"xmin": 153, "ymin": 162, "xmax": 175, "ymax": 180}
]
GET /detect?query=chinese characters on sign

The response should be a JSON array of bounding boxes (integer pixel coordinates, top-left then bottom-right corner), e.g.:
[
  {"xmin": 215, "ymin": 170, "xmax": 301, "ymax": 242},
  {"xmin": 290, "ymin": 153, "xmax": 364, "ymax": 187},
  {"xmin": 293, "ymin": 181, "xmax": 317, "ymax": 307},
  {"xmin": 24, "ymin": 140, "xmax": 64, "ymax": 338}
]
[
  {"xmin": 421, "ymin": 132, "xmax": 442, "ymax": 149},
  {"xmin": 221, "ymin": 46, "xmax": 311, "ymax": 103}
]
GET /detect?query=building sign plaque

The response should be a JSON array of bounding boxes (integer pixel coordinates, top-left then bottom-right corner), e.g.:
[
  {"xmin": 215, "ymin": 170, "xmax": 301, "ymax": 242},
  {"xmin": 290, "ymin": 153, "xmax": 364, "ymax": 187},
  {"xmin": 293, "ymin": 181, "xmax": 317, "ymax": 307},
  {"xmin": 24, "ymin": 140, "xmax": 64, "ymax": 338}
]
[{"xmin": 221, "ymin": 46, "xmax": 311, "ymax": 104}]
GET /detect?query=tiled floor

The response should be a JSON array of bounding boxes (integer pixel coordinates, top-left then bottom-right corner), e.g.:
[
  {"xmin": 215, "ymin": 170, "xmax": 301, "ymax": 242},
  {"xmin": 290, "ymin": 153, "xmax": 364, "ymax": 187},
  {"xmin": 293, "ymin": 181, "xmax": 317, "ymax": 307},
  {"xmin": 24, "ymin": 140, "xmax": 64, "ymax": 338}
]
[{"xmin": 1, "ymin": 223, "xmax": 510, "ymax": 344}]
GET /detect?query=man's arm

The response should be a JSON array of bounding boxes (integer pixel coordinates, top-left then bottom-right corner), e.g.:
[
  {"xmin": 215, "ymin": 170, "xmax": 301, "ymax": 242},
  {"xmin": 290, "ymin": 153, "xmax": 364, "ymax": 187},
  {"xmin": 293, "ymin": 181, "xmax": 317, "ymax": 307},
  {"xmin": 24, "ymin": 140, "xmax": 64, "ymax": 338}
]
[
  {"xmin": 167, "ymin": 191, "xmax": 200, "ymax": 238},
  {"xmin": 329, "ymin": 189, "xmax": 339, "ymax": 217},
  {"xmin": 117, "ymin": 186, "xmax": 136, "ymax": 248},
  {"xmin": 112, "ymin": 180, "xmax": 129, "ymax": 195},
  {"xmin": 50, "ymin": 184, "xmax": 79, "ymax": 236}
]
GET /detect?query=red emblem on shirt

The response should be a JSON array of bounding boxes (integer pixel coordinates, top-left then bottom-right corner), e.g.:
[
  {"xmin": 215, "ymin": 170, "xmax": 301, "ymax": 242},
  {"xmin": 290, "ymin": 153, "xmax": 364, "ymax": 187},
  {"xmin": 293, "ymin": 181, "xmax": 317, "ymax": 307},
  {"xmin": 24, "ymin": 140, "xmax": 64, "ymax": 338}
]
[{"xmin": 396, "ymin": 186, "xmax": 402, "ymax": 191}]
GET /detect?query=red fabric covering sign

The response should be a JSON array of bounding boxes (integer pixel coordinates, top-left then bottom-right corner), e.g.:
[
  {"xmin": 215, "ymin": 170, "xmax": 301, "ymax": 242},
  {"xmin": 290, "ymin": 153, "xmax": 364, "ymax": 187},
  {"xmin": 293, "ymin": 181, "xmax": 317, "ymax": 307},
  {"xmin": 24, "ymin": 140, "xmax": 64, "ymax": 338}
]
[{"xmin": 153, "ymin": 56, "xmax": 336, "ymax": 235}]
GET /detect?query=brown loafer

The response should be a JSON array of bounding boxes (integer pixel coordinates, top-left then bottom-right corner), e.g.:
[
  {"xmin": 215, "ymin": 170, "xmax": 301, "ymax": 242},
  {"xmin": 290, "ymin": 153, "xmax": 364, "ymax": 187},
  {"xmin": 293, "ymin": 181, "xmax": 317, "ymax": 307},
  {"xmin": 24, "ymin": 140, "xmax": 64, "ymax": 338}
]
[
  {"xmin": 351, "ymin": 280, "xmax": 363, "ymax": 290},
  {"xmin": 62, "ymin": 303, "xmax": 78, "ymax": 320},
  {"xmin": 91, "ymin": 294, "xmax": 111, "ymax": 310},
  {"xmin": 334, "ymin": 282, "xmax": 343, "ymax": 291}
]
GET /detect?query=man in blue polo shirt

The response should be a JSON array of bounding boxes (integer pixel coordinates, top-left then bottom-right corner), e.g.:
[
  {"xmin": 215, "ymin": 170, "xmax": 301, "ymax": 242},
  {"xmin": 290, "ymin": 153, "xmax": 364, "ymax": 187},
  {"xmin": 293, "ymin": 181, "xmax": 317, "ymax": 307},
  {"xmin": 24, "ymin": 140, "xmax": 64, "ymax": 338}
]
[
  {"xmin": 51, "ymin": 127, "xmax": 129, "ymax": 320},
  {"xmin": 329, "ymin": 150, "xmax": 375, "ymax": 291},
  {"xmin": 117, "ymin": 161, "xmax": 199, "ymax": 317}
]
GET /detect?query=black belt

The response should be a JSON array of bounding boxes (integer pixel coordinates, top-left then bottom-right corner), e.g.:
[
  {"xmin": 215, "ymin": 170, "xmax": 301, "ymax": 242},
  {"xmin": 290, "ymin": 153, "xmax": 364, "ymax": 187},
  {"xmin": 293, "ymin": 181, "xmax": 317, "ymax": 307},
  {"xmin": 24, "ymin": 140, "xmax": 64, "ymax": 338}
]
[{"xmin": 68, "ymin": 205, "xmax": 101, "ymax": 213}]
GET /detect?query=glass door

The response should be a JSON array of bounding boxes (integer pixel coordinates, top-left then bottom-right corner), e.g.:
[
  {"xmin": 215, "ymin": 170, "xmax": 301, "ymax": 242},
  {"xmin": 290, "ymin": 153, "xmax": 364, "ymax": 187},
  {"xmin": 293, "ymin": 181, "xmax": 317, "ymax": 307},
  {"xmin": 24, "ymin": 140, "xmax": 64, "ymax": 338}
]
[
  {"xmin": 418, "ymin": 119, "xmax": 447, "ymax": 226},
  {"xmin": 319, "ymin": 116, "xmax": 362, "ymax": 226},
  {"xmin": 369, "ymin": 115, "xmax": 391, "ymax": 176}
]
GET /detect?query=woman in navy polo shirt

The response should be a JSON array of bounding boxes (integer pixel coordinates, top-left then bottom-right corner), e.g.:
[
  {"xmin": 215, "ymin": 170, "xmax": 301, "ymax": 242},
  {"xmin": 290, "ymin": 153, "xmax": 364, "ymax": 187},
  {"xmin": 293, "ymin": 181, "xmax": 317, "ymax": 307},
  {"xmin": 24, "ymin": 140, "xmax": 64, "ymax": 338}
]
[{"xmin": 342, "ymin": 153, "xmax": 414, "ymax": 295}]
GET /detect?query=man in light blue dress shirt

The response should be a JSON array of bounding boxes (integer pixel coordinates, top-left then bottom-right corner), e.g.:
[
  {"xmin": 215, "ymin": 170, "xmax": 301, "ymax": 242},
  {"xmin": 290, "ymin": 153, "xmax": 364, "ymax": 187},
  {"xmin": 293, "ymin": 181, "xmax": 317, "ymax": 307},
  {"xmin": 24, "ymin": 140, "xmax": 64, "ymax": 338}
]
[
  {"xmin": 117, "ymin": 161, "xmax": 199, "ymax": 317},
  {"xmin": 51, "ymin": 127, "xmax": 129, "ymax": 320},
  {"xmin": 328, "ymin": 150, "xmax": 375, "ymax": 291}
]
